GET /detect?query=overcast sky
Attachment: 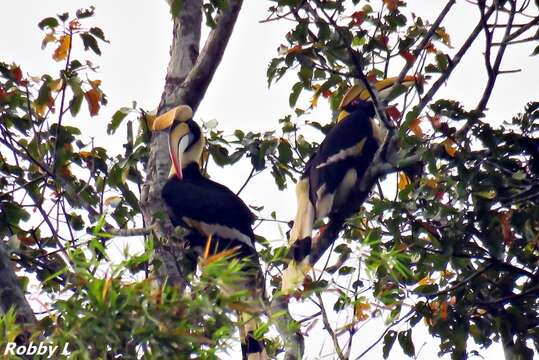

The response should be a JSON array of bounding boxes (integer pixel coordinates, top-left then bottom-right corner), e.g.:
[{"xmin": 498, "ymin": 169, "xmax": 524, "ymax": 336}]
[{"xmin": 1, "ymin": 1, "xmax": 537, "ymax": 359}]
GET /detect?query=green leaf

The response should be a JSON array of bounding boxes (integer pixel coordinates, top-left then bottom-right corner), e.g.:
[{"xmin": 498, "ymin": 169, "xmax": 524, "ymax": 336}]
[
  {"xmin": 76, "ymin": 7, "xmax": 95, "ymax": 19},
  {"xmin": 289, "ymin": 82, "xmax": 303, "ymax": 107},
  {"xmin": 89, "ymin": 27, "xmax": 109, "ymax": 43},
  {"xmin": 80, "ymin": 33, "xmax": 101, "ymax": 55},
  {"xmin": 108, "ymin": 109, "xmax": 128, "ymax": 135},
  {"xmin": 383, "ymin": 330, "xmax": 397, "ymax": 358},
  {"xmin": 38, "ymin": 17, "xmax": 59, "ymax": 30},
  {"xmin": 69, "ymin": 93, "xmax": 84, "ymax": 117},
  {"xmin": 398, "ymin": 330, "xmax": 415, "ymax": 357}
]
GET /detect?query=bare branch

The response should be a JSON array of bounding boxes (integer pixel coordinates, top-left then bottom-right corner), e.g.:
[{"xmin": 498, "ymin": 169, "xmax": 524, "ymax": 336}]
[{"xmin": 415, "ymin": 5, "xmax": 496, "ymax": 116}]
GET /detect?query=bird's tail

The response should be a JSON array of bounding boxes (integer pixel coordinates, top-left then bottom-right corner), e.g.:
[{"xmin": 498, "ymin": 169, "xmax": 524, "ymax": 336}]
[
  {"xmin": 282, "ymin": 178, "xmax": 315, "ymax": 294},
  {"xmin": 239, "ymin": 311, "xmax": 268, "ymax": 360}
]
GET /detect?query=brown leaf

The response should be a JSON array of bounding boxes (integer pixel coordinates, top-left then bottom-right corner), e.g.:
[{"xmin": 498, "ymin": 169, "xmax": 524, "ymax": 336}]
[
  {"xmin": 85, "ymin": 88, "xmax": 101, "ymax": 116},
  {"xmin": 53, "ymin": 35, "xmax": 71, "ymax": 62},
  {"xmin": 351, "ymin": 11, "xmax": 365, "ymax": 25},
  {"xmin": 500, "ymin": 212, "xmax": 515, "ymax": 246},
  {"xmin": 11, "ymin": 66, "xmax": 23, "ymax": 84},
  {"xmin": 424, "ymin": 41, "xmax": 437, "ymax": 54},
  {"xmin": 383, "ymin": 0, "xmax": 399, "ymax": 12},
  {"xmin": 410, "ymin": 117, "xmax": 423, "ymax": 137},
  {"xmin": 386, "ymin": 105, "xmax": 401, "ymax": 121},
  {"xmin": 400, "ymin": 50, "xmax": 416, "ymax": 63},
  {"xmin": 435, "ymin": 28, "xmax": 452, "ymax": 48}
]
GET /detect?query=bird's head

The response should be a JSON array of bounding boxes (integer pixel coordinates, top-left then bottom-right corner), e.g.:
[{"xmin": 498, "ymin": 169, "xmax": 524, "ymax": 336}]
[
  {"xmin": 337, "ymin": 75, "xmax": 416, "ymax": 122},
  {"xmin": 152, "ymin": 105, "xmax": 205, "ymax": 180}
]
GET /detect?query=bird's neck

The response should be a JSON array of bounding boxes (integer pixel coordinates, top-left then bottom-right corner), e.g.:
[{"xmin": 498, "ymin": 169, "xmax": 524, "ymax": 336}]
[{"xmin": 168, "ymin": 162, "xmax": 202, "ymax": 179}]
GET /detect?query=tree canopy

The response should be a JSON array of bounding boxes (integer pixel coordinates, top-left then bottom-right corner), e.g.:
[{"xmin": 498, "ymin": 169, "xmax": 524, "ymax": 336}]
[{"xmin": 0, "ymin": 1, "xmax": 538, "ymax": 359}]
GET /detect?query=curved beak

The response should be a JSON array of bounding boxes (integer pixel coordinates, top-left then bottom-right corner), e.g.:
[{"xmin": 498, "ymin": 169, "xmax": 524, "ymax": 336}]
[
  {"xmin": 169, "ymin": 123, "xmax": 191, "ymax": 180},
  {"xmin": 339, "ymin": 75, "xmax": 417, "ymax": 110}
]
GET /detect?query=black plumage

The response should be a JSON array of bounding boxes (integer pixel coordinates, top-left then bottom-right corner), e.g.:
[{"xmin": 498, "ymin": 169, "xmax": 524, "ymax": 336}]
[
  {"xmin": 162, "ymin": 163, "xmax": 258, "ymax": 261},
  {"xmin": 303, "ymin": 100, "xmax": 380, "ymax": 217}
]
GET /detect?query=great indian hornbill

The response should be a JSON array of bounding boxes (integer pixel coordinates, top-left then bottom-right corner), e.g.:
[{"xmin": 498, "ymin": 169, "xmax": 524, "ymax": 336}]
[
  {"xmin": 152, "ymin": 105, "xmax": 267, "ymax": 360},
  {"xmin": 282, "ymin": 76, "xmax": 416, "ymax": 294}
]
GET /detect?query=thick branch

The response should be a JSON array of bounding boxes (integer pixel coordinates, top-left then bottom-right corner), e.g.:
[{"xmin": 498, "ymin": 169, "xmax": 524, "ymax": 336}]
[
  {"xmin": 0, "ymin": 241, "xmax": 36, "ymax": 338},
  {"xmin": 141, "ymin": 1, "xmax": 244, "ymax": 288}
]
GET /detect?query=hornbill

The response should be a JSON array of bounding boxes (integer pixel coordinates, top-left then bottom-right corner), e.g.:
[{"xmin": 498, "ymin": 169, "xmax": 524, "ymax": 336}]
[
  {"xmin": 152, "ymin": 105, "xmax": 268, "ymax": 360},
  {"xmin": 282, "ymin": 76, "xmax": 416, "ymax": 294}
]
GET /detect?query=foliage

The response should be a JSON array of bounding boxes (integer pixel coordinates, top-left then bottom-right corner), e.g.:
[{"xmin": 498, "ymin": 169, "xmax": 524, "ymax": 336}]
[{"xmin": 1, "ymin": 1, "xmax": 539, "ymax": 360}]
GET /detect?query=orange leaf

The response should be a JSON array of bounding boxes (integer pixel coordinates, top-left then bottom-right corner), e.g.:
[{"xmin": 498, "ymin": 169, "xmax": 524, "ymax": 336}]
[
  {"xmin": 383, "ymin": 0, "xmax": 399, "ymax": 12},
  {"xmin": 366, "ymin": 70, "xmax": 378, "ymax": 83},
  {"xmin": 500, "ymin": 212, "xmax": 515, "ymax": 246},
  {"xmin": 410, "ymin": 117, "xmax": 423, "ymax": 137},
  {"xmin": 351, "ymin": 11, "xmax": 365, "ymax": 25},
  {"xmin": 85, "ymin": 88, "xmax": 101, "ymax": 116},
  {"xmin": 424, "ymin": 41, "xmax": 437, "ymax": 54},
  {"xmin": 386, "ymin": 106, "xmax": 401, "ymax": 121},
  {"xmin": 53, "ymin": 35, "xmax": 71, "ymax": 62},
  {"xmin": 418, "ymin": 275, "xmax": 434, "ymax": 286},
  {"xmin": 354, "ymin": 301, "xmax": 370, "ymax": 321},
  {"xmin": 422, "ymin": 177, "xmax": 438, "ymax": 189},
  {"xmin": 89, "ymin": 79, "xmax": 102, "ymax": 89},
  {"xmin": 441, "ymin": 138, "xmax": 457, "ymax": 157},
  {"xmin": 398, "ymin": 171, "xmax": 410, "ymax": 190},
  {"xmin": 287, "ymin": 45, "xmax": 303, "ymax": 55},
  {"xmin": 435, "ymin": 28, "xmax": 452, "ymax": 48},
  {"xmin": 440, "ymin": 301, "xmax": 448, "ymax": 320},
  {"xmin": 400, "ymin": 50, "xmax": 416, "ymax": 63},
  {"xmin": 201, "ymin": 247, "xmax": 240, "ymax": 266}
]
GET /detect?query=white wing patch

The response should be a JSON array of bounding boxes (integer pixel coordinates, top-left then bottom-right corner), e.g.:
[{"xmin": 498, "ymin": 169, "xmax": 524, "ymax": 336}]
[
  {"xmin": 182, "ymin": 217, "xmax": 255, "ymax": 249},
  {"xmin": 316, "ymin": 138, "xmax": 367, "ymax": 169}
]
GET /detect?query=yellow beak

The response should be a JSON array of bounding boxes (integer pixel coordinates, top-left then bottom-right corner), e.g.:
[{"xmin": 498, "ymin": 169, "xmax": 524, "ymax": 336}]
[
  {"xmin": 339, "ymin": 75, "xmax": 416, "ymax": 110},
  {"xmin": 152, "ymin": 105, "xmax": 194, "ymax": 131}
]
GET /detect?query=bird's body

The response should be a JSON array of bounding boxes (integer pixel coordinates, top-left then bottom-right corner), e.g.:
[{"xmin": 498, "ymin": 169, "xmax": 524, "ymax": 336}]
[
  {"xmin": 163, "ymin": 162, "xmax": 258, "ymax": 259},
  {"xmin": 282, "ymin": 76, "xmax": 416, "ymax": 294},
  {"xmin": 153, "ymin": 106, "xmax": 267, "ymax": 360}
]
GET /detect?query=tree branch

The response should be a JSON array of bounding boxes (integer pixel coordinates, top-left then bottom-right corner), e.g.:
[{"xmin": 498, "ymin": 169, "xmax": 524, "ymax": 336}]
[{"xmin": 0, "ymin": 241, "xmax": 36, "ymax": 340}]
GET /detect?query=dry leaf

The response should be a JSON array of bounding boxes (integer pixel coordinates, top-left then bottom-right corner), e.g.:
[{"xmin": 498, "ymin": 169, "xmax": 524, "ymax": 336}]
[
  {"xmin": 500, "ymin": 212, "xmax": 515, "ymax": 246},
  {"xmin": 435, "ymin": 28, "xmax": 452, "ymax": 48},
  {"xmin": 85, "ymin": 88, "xmax": 101, "ymax": 116},
  {"xmin": 410, "ymin": 117, "xmax": 423, "ymax": 137},
  {"xmin": 400, "ymin": 50, "xmax": 416, "ymax": 63},
  {"xmin": 383, "ymin": 0, "xmax": 399, "ymax": 12},
  {"xmin": 398, "ymin": 171, "xmax": 411, "ymax": 190},
  {"xmin": 386, "ymin": 106, "xmax": 401, "ymax": 121},
  {"xmin": 354, "ymin": 301, "xmax": 370, "ymax": 321},
  {"xmin": 53, "ymin": 35, "xmax": 71, "ymax": 61},
  {"xmin": 41, "ymin": 33, "xmax": 56, "ymax": 50},
  {"xmin": 442, "ymin": 138, "xmax": 457, "ymax": 157}
]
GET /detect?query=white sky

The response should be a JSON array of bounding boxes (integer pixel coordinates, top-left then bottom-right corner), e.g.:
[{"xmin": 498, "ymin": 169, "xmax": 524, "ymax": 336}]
[{"xmin": 1, "ymin": 1, "xmax": 537, "ymax": 359}]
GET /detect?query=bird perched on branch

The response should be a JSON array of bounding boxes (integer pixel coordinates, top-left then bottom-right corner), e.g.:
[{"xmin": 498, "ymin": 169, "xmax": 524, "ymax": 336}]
[
  {"xmin": 152, "ymin": 105, "xmax": 267, "ymax": 360},
  {"xmin": 281, "ymin": 76, "xmax": 416, "ymax": 294}
]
